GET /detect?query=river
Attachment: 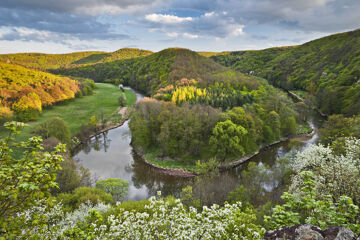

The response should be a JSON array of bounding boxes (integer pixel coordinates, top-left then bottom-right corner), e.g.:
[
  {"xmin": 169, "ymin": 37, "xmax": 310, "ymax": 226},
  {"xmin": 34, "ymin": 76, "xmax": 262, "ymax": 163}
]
[{"xmin": 73, "ymin": 87, "xmax": 324, "ymax": 204}]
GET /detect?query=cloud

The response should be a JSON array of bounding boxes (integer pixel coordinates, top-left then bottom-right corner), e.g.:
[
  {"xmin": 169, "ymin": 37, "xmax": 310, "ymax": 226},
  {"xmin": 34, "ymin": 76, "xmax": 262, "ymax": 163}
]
[
  {"xmin": 142, "ymin": 11, "xmax": 246, "ymax": 39},
  {"xmin": 0, "ymin": 0, "xmax": 165, "ymax": 16},
  {"xmin": 183, "ymin": 33, "xmax": 198, "ymax": 39},
  {"xmin": 166, "ymin": 32, "xmax": 179, "ymax": 38},
  {"xmin": 0, "ymin": 7, "xmax": 131, "ymax": 42},
  {"xmin": 169, "ymin": 0, "xmax": 359, "ymax": 33},
  {"xmin": 145, "ymin": 14, "xmax": 193, "ymax": 24},
  {"xmin": 0, "ymin": 28, "xmax": 59, "ymax": 42}
]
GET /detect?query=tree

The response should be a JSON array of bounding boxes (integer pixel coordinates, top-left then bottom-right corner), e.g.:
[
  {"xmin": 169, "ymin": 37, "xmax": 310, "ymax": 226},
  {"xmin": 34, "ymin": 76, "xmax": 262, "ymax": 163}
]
[
  {"xmin": 289, "ymin": 138, "xmax": 360, "ymax": 206},
  {"xmin": 32, "ymin": 117, "xmax": 71, "ymax": 145},
  {"xmin": 118, "ymin": 93, "xmax": 127, "ymax": 107},
  {"xmin": 12, "ymin": 93, "xmax": 42, "ymax": 121},
  {"xmin": 281, "ymin": 116, "xmax": 296, "ymax": 136},
  {"xmin": 210, "ymin": 120, "xmax": 248, "ymax": 160},
  {"xmin": 0, "ymin": 121, "xmax": 65, "ymax": 237},
  {"xmin": 95, "ymin": 178, "xmax": 129, "ymax": 202},
  {"xmin": 99, "ymin": 108, "xmax": 105, "ymax": 129},
  {"xmin": 267, "ymin": 111, "xmax": 281, "ymax": 140},
  {"xmin": 319, "ymin": 115, "xmax": 360, "ymax": 145}
]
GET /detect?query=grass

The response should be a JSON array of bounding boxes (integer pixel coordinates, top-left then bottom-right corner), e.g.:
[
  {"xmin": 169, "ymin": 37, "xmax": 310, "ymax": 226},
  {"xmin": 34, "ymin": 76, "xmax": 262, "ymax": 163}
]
[
  {"xmin": 1, "ymin": 83, "xmax": 136, "ymax": 141},
  {"xmin": 144, "ymin": 149, "xmax": 198, "ymax": 173},
  {"xmin": 292, "ymin": 90, "xmax": 309, "ymax": 100},
  {"xmin": 296, "ymin": 121, "xmax": 313, "ymax": 134}
]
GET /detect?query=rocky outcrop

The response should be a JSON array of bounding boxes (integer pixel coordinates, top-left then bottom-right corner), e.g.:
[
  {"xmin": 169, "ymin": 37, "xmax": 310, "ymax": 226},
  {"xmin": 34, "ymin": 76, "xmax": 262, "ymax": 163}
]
[{"xmin": 264, "ymin": 224, "xmax": 358, "ymax": 240}]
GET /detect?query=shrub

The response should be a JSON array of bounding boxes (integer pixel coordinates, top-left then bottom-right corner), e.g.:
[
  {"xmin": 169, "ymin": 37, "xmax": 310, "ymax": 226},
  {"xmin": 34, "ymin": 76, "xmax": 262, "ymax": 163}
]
[
  {"xmin": 95, "ymin": 178, "xmax": 129, "ymax": 202},
  {"xmin": 118, "ymin": 93, "xmax": 127, "ymax": 107},
  {"xmin": 32, "ymin": 117, "xmax": 71, "ymax": 145},
  {"xmin": 57, "ymin": 187, "xmax": 114, "ymax": 212}
]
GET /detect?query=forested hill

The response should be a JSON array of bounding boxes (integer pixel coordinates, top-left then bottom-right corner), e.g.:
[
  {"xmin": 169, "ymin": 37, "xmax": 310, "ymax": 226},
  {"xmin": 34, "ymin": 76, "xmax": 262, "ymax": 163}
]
[
  {"xmin": 55, "ymin": 48, "xmax": 261, "ymax": 95},
  {"xmin": 0, "ymin": 62, "xmax": 80, "ymax": 121},
  {"xmin": 212, "ymin": 29, "xmax": 360, "ymax": 116},
  {"xmin": 0, "ymin": 48, "xmax": 152, "ymax": 71}
]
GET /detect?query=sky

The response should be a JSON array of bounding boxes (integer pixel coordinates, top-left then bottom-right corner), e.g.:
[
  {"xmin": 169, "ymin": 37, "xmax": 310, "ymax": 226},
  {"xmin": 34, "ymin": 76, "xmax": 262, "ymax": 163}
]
[{"xmin": 0, "ymin": 0, "xmax": 359, "ymax": 53}]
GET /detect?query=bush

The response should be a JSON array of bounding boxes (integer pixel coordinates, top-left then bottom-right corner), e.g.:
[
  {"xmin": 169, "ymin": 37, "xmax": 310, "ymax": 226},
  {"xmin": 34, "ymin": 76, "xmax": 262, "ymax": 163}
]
[
  {"xmin": 57, "ymin": 187, "xmax": 114, "ymax": 212},
  {"xmin": 95, "ymin": 178, "xmax": 129, "ymax": 202},
  {"xmin": 118, "ymin": 93, "xmax": 127, "ymax": 107},
  {"xmin": 32, "ymin": 117, "xmax": 71, "ymax": 145}
]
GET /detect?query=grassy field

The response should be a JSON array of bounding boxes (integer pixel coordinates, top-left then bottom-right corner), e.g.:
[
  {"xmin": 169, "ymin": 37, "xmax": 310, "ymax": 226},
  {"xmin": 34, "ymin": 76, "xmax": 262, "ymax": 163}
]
[{"xmin": 1, "ymin": 83, "xmax": 136, "ymax": 141}]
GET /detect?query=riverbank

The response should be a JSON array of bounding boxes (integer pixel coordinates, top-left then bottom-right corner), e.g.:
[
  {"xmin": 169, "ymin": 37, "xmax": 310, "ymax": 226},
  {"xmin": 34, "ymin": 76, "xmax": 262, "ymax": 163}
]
[
  {"xmin": 131, "ymin": 127, "xmax": 314, "ymax": 177},
  {"xmin": 74, "ymin": 106, "xmax": 131, "ymax": 144},
  {"xmin": 131, "ymin": 143, "xmax": 197, "ymax": 178},
  {"xmin": 286, "ymin": 90, "xmax": 328, "ymax": 118}
]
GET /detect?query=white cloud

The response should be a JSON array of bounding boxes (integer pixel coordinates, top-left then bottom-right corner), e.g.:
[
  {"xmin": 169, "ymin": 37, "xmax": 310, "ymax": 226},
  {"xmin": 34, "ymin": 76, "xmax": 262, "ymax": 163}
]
[
  {"xmin": 183, "ymin": 32, "xmax": 198, "ymax": 39},
  {"xmin": 167, "ymin": 32, "xmax": 179, "ymax": 37},
  {"xmin": 230, "ymin": 25, "xmax": 244, "ymax": 36},
  {"xmin": 145, "ymin": 13, "xmax": 193, "ymax": 24},
  {"xmin": 204, "ymin": 12, "xmax": 215, "ymax": 17}
]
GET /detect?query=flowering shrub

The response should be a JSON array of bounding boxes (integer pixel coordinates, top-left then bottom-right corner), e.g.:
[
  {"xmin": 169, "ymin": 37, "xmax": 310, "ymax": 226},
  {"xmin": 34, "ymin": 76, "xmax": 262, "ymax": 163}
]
[
  {"xmin": 60, "ymin": 193, "xmax": 265, "ymax": 240},
  {"xmin": 265, "ymin": 171, "xmax": 360, "ymax": 234},
  {"xmin": 19, "ymin": 193, "xmax": 264, "ymax": 239},
  {"xmin": 265, "ymin": 138, "xmax": 360, "ymax": 234},
  {"xmin": 289, "ymin": 138, "xmax": 360, "ymax": 204}
]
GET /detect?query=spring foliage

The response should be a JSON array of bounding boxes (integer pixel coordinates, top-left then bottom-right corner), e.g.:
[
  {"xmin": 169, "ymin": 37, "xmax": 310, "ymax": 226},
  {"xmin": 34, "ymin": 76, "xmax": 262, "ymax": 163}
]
[
  {"xmin": 212, "ymin": 29, "xmax": 360, "ymax": 115},
  {"xmin": 0, "ymin": 121, "xmax": 65, "ymax": 238},
  {"xmin": 0, "ymin": 62, "xmax": 80, "ymax": 121}
]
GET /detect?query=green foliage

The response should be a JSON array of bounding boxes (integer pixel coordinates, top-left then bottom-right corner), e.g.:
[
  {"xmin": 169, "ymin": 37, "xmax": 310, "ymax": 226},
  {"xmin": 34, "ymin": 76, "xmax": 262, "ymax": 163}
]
[
  {"xmin": 210, "ymin": 119, "xmax": 248, "ymax": 160},
  {"xmin": 130, "ymin": 99, "xmax": 220, "ymax": 159},
  {"xmin": 265, "ymin": 171, "xmax": 360, "ymax": 234},
  {"xmin": 95, "ymin": 178, "xmax": 129, "ymax": 202},
  {"xmin": 131, "ymin": 86, "xmax": 299, "ymax": 164},
  {"xmin": 118, "ymin": 92, "xmax": 127, "ymax": 107},
  {"xmin": 0, "ymin": 48, "xmax": 152, "ymax": 70},
  {"xmin": 289, "ymin": 138, "xmax": 360, "ymax": 207},
  {"xmin": 55, "ymin": 48, "xmax": 260, "ymax": 96},
  {"xmin": 57, "ymin": 187, "xmax": 114, "ymax": 212},
  {"xmin": 227, "ymin": 185, "xmax": 251, "ymax": 205},
  {"xmin": 32, "ymin": 117, "xmax": 71, "ymax": 145},
  {"xmin": 0, "ymin": 121, "xmax": 65, "ymax": 237},
  {"xmin": 281, "ymin": 116, "xmax": 297, "ymax": 136},
  {"xmin": 213, "ymin": 30, "xmax": 360, "ymax": 115},
  {"xmin": 319, "ymin": 114, "xmax": 360, "ymax": 145},
  {"xmin": 180, "ymin": 186, "xmax": 201, "ymax": 209}
]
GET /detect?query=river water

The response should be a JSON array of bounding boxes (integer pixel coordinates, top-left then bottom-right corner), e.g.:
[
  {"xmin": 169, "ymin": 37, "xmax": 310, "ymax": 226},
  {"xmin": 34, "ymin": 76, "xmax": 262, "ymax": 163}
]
[{"xmin": 74, "ymin": 88, "xmax": 324, "ymax": 204}]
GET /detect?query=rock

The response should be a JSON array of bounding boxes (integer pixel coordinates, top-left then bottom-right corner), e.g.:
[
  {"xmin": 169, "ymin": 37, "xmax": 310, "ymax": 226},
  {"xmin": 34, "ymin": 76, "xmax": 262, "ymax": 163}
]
[
  {"xmin": 295, "ymin": 224, "xmax": 324, "ymax": 240},
  {"xmin": 264, "ymin": 225, "xmax": 356, "ymax": 240}
]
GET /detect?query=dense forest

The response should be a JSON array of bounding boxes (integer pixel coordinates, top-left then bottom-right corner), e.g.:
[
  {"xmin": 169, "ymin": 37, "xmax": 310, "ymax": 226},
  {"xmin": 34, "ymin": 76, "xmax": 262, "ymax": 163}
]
[
  {"xmin": 0, "ymin": 48, "xmax": 152, "ymax": 71},
  {"xmin": 212, "ymin": 29, "xmax": 360, "ymax": 116},
  {"xmin": 0, "ymin": 62, "xmax": 85, "ymax": 121}
]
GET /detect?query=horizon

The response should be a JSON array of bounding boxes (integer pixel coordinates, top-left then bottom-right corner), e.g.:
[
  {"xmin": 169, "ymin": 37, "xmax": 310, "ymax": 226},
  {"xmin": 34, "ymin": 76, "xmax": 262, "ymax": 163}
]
[
  {"xmin": 1, "ymin": 0, "xmax": 359, "ymax": 54},
  {"xmin": 0, "ymin": 28, "xmax": 358, "ymax": 55}
]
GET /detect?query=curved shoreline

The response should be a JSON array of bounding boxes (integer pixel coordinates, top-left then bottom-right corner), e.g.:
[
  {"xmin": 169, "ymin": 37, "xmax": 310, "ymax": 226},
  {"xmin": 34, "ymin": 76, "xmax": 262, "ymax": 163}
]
[
  {"xmin": 131, "ymin": 128, "xmax": 314, "ymax": 177},
  {"xmin": 131, "ymin": 143, "xmax": 197, "ymax": 178},
  {"xmin": 219, "ymin": 129, "xmax": 314, "ymax": 170},
  {"xmin": 71, "ymin": 107, "xmax": 131, "ymax": 153}
]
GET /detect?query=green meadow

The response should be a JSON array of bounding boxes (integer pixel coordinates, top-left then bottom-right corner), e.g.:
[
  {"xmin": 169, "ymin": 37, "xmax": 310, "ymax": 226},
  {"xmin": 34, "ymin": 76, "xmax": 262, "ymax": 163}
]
[{"xmin": 1, "ymin": 83, "xmax": 136, "ymax": 140}]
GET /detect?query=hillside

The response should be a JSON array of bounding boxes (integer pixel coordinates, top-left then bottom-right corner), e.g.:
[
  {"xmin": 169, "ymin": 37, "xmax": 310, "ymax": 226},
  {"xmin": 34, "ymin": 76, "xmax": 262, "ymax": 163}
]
[
  {"xmin": 71, "ymin": 48, "xmax": 153, "ymax": 65},
  {"xmin": 0, "ymin": 62, "xmax": 80, "ymax": 120},
  {"xmin": 0, "ymin": 51, "xmax": 105, "ymax": 70},
  {"xmin": 0, "ymin": 48, "xmax": 153, "ymax": 71},
  {"xmin": 212, "ymin": 29, "xmax": 360, "ymax": 115},
  {"xmin": 55, "ymin": 48, "xmax": 260, "ymax": 95}
]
